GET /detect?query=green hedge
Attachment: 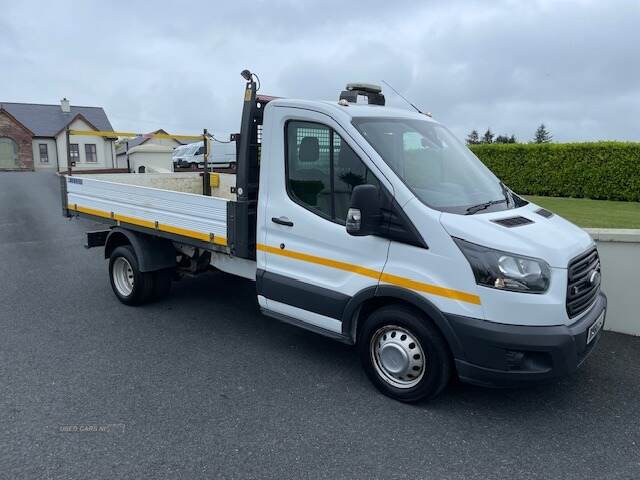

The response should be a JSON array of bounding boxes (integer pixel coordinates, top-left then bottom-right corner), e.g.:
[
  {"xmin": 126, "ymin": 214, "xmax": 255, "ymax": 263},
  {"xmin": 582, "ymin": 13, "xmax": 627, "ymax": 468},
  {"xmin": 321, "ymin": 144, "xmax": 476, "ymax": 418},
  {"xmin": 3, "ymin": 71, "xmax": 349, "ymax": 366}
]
[{"xmin": 469, "ymin": 142, "xmax": 640, "ymax": 202}]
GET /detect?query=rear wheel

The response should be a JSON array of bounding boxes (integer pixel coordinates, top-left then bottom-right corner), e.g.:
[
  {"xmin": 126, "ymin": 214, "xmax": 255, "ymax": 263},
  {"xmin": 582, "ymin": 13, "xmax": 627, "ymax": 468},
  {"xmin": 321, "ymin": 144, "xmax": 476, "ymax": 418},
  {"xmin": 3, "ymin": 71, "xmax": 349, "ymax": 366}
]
[
  {"xmin": 109, "ymin": 245, "xmax": 154, "ymax": 305},
  {"xmin": 358, "ymin": 304, "xmax": 452, "ymax": 402}
]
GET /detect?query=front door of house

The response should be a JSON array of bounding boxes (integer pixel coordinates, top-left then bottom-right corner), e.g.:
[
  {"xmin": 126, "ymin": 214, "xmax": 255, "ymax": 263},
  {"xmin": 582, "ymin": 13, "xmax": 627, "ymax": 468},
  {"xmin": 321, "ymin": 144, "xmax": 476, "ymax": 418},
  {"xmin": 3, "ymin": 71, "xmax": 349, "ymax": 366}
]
[{"xmin": 0, "ymin": 137, "xmax": 18, "ymax": 169}]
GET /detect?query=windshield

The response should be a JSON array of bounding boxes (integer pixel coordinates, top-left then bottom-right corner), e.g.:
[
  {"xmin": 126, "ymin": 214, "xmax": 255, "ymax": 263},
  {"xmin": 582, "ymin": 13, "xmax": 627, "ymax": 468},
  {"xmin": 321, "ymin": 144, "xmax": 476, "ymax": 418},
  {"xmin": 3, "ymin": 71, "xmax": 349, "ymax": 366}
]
[{"xmin": 352, "ymin": 117, "xmax": 523, "ymax": 214}]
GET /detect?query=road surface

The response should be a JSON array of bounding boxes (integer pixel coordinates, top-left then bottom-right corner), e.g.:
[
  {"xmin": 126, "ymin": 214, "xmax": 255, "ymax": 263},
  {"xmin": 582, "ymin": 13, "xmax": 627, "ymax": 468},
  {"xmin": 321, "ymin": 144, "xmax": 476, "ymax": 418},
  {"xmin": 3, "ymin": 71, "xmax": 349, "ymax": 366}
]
[{"xmin": 1, "ymin": 172, "xmax": 638, "ymax": 479}]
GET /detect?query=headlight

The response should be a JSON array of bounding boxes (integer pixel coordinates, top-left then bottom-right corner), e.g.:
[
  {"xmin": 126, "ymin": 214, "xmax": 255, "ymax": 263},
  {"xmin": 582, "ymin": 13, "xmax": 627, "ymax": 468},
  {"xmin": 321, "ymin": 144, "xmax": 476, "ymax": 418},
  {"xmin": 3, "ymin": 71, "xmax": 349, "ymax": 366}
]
[{"xmin": 453, "ymin": 238, "xmax": 550, "ymax": 293}]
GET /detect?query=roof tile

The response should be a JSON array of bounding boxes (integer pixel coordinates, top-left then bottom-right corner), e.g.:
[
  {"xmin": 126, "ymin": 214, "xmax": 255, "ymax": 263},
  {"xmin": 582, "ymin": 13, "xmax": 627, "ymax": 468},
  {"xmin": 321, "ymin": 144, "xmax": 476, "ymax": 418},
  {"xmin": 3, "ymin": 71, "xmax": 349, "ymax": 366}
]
[{"xmin": 0, "ymin": 102, "xmax": 113, "ymax": 137}]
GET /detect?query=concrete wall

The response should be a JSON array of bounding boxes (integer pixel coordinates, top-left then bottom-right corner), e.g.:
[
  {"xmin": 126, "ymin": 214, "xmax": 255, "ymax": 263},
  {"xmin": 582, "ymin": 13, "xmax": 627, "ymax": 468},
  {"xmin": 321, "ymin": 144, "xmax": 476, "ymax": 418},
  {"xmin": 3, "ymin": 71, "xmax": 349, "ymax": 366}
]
[
  {"xmin": 78, "ymin": 172, "xmax": 203, "ymax": 194},
  {"xmin": 586, "ymin": 229, "xmax": 640, "ymax": 336},
  {"xmin": 77, "ymin": 171, "xmax": 238, "ymax": 198},
  {"xmin": 210, "ymin": 173, "xmax": 237, "ymax": 201},
  {"xmin": 32, "ymin": 138, "xmax": 58, "ymax": 171}
]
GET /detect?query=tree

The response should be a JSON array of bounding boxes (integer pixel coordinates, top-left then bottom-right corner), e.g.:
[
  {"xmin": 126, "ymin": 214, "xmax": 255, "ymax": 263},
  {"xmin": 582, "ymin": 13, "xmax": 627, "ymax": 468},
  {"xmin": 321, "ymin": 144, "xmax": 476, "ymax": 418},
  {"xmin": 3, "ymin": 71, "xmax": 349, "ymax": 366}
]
[
  {"xmin": 481, "ymin": 128, "xmax": 494, "ymax": 144},
  {"xmin": 466, "ymin": 130, "xmax": 480, "ymax": 145},
  {"xmin": 495, "ymin": 134, "xmax": 517, "ymax": 144},
  {"xmin": 533, "ymin": 124, "xmax": 552, "ymax": 143}
]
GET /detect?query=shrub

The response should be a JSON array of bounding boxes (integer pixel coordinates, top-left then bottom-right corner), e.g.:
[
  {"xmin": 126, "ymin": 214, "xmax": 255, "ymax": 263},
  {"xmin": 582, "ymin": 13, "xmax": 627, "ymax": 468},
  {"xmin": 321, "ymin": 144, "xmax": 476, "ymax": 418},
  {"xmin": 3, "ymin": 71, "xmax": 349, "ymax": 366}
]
[{"xmin": 469, "ymin": 142, "xmax": 640, "ymax": 202}]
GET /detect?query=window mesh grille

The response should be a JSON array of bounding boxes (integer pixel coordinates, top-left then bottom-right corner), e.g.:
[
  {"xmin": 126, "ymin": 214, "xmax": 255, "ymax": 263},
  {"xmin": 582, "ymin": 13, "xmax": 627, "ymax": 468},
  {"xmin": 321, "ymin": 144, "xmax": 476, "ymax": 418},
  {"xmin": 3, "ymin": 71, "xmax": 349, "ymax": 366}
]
[{"xmin": 296, "ymin": 126, "xmax": 331, "ymax": 164}]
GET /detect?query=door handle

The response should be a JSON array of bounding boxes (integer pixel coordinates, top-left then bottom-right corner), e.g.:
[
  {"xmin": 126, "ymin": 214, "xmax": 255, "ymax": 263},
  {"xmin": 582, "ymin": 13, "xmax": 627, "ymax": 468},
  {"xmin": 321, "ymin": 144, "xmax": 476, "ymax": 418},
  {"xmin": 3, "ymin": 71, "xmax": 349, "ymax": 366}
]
[{"xmin": 271, "ymin": 216, "xmax": 294, "ymax": 227}]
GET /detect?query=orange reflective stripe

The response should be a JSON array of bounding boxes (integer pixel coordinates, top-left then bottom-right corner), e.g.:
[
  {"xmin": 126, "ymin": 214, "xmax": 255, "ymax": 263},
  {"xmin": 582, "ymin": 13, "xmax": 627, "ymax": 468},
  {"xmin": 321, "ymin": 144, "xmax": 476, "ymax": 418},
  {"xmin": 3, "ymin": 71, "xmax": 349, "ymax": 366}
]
[
  {"xmin": 69, "ymin": 204, "xmax": 227, "ymax": 246},
  {"xmin": 157, "ymin": 223, "xmax": 210, "ymax": 242},
  {"xmin": 379, "ymin": 272, "xmax": 481, "ymax": 305},
  {"xmin": 256, "ymin": 243, "xmax": 381, "ymax": 280},
  {"xmin": 113, "ymin": 213, "xmax": 155, "ymax": 229},
  {"xmin": 256, "ymin": 243, "xmax": 481, "ymax": 305},
  {"xmin": 72, "ymin": 204, "xmax": 111, "ymax": 219}
]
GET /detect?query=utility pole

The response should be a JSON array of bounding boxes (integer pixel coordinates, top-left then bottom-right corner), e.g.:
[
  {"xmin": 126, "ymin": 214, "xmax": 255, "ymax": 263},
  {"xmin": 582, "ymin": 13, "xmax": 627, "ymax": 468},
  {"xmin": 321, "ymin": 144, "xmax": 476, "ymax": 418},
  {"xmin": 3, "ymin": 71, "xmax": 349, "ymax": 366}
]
[
  {"xmin": 66, "ymin": 128, "xmax": 72, "ymax": 176},
  {"xmin": 203, "ymin": 129, "xmax": 210, "ymax": 196},
  {"xmin": 126, "ymin": 140, "xmax": 130, "ymax": 173}
]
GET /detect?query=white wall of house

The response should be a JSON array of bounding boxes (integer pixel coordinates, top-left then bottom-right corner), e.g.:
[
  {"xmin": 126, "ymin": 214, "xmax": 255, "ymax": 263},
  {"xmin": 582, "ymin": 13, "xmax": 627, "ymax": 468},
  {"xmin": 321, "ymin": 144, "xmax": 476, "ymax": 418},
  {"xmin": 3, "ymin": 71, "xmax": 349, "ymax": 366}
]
[
  {"xmin": 113, "ymin": 137, "xmax": 182, "ymax": 172},
  {"xmin": 115, "ymin": 153, "xmax": 129, "ymax": 169},
  {"xmin": 32, "ymin": 138, "xmax": 58, "ymax": 171},
  {"xmin": 128, "ymin": 144, "xmax": 174, "ymax": 173},
  {"xmin": 149, "ymin": 137, "xmax": 183, "ymax": 148},
  {"xmin": 55, "ymin": 117, "xmax": 116, "ymax": 171}
]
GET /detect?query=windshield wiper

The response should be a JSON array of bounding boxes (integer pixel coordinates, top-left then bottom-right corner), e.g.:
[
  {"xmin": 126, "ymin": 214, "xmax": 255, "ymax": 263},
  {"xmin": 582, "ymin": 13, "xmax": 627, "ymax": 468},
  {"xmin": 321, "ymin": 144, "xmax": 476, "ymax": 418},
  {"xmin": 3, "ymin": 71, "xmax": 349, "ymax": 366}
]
[
  {"xmin": 465, "ymin": 199, "xmax": 507, "ymax": 215},
  {"xmin": 499, "ymin": 181, "xmax": 513, "ymax": 208}
]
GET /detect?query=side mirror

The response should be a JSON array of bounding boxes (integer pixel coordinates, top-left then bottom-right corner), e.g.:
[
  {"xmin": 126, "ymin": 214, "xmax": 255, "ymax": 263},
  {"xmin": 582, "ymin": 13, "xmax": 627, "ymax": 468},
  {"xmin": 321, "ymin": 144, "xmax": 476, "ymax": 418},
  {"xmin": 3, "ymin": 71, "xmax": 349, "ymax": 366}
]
[{"xmin": 346, "ymin": 184, "xmax": 381, "ymax": 236}]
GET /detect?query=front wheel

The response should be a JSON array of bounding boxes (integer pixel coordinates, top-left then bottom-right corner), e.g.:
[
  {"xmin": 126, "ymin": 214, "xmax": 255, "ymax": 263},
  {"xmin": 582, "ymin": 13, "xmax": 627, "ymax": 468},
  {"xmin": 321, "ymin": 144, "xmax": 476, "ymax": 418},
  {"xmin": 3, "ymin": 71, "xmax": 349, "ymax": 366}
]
[
  {"xmin": 358, "ymin": 304, "xmax": 452, "ymax": 403},
  {"xmin": 109, "ymin": 245, "xmax": 154, "ymax": 305}
]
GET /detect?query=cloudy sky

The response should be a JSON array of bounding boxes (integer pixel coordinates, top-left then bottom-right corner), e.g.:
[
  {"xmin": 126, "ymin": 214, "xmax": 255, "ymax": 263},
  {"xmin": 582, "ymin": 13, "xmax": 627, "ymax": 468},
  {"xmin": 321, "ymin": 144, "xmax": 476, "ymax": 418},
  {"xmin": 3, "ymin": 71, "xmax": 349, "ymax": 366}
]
[{"xmin": 2, "ymin": 0, "xmax": 638, "ymax": 142}]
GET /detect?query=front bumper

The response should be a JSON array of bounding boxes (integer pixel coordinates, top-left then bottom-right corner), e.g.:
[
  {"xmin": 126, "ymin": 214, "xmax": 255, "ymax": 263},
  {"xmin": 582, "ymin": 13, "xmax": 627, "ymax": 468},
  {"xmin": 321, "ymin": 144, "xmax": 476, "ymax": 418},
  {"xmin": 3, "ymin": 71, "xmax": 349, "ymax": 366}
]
[{"xmin": 447, "ymin": 292, "xmax": 607, "ymax": 387}]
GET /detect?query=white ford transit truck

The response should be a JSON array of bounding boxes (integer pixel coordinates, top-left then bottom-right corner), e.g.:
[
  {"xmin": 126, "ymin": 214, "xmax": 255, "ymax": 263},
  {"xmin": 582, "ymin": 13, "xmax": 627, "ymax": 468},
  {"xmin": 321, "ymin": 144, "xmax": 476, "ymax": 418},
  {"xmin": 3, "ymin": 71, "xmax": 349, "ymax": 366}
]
[{"xmin": 61, "ymin": 72, "xmax": 606, "ymax": 402}]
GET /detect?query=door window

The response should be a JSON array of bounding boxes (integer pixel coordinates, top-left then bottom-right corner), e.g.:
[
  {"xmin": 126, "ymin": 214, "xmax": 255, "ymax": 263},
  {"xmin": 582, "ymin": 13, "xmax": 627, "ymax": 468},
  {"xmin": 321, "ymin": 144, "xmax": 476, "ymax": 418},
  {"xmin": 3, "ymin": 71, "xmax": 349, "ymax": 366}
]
[
  {"xmin": 286, "ymin": 121, "xmax": 332, "ymax": 219},
  {"xmin": 332, "ymin": 132, "xmax": 380, "ymax": 222},
  {"xmin": 286, "ymin": 121, "xmax": 379, "ymax": 223}
]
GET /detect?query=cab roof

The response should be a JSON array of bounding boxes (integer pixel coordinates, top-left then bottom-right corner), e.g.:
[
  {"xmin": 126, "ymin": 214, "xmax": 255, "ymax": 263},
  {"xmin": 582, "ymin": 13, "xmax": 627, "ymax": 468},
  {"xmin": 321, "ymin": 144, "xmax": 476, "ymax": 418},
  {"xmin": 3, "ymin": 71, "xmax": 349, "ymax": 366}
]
[{"xmin": 267, "ymin": 98, "xmax": 437, "ymax": 124}]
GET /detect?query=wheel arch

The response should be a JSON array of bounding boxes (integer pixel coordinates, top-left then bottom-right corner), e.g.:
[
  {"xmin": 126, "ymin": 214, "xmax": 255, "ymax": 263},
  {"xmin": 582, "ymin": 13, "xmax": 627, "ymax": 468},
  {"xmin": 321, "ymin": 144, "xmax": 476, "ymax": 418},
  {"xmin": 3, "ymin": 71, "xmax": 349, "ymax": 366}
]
[
  {"xmin": 105, "ymin": 228, "xmax": 176, "ymax": 273},
  {"xmin": 342, "ymin": 285, "xmax": 466, "ymax": 360}
]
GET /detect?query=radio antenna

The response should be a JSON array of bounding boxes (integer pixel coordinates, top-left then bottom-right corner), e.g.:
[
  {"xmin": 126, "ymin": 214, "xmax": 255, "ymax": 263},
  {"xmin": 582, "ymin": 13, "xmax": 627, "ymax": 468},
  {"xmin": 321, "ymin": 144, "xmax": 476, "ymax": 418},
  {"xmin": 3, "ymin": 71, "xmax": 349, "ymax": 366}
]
[{"xmin": 381, "ymin": 80, "xmax": 431, "ymax": 117}]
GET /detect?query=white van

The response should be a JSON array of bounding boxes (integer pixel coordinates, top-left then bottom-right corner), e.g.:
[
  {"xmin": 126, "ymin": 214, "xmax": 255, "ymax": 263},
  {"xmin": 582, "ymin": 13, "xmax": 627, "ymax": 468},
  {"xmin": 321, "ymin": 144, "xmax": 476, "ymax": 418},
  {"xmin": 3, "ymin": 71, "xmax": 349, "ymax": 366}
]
[
  {"xmin": 63, "ymin": 78, "xmax": 606, "ymax": 402},
  {"xmin": 173, "ymin": 140, "xmax": 235, "ymax": 169}
]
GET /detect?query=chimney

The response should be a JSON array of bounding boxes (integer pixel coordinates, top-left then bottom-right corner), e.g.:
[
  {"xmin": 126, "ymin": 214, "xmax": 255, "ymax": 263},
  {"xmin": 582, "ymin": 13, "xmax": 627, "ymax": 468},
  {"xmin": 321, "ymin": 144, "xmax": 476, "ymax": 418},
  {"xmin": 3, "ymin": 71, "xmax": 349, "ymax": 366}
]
[{"xmin": 61, "ymin": 98, "xmax": 70, "ymax": 113}]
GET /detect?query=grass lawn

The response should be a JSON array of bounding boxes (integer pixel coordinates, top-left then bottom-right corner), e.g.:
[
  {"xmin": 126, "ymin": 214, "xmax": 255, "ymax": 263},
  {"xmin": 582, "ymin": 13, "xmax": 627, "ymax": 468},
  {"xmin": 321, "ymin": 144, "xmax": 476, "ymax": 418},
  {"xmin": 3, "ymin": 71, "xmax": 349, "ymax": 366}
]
[{"xmin": 525, "ymin": 196, "xmax": 640, "ymax": 229}]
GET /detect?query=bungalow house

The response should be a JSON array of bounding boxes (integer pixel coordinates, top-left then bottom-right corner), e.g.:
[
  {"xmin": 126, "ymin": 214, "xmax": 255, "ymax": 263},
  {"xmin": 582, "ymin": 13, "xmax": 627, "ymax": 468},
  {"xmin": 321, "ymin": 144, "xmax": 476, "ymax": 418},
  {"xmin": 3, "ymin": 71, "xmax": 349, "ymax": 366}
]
[
  {"xmin": 115, "ymin": 129, "xmax": 186, "ymax": 169},
  {"xmin": 0, "ymin": 98, "xmax": 116, "ymax": 172}
]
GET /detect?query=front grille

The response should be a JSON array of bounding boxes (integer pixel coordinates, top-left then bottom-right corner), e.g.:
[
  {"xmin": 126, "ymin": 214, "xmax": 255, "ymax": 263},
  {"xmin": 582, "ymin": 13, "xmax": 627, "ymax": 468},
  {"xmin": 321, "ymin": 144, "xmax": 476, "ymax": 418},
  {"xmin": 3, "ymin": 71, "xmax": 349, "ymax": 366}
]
[{"xmin": 566, "ymin": 247, "xmax": 601, "ymax": 318}]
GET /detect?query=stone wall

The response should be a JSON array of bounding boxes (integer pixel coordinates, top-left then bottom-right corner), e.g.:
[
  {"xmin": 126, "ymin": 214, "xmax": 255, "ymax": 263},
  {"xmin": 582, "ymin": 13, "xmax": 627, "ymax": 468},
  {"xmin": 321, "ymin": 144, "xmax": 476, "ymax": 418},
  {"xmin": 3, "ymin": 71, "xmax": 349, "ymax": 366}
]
[{"xmin": 0, "ymin": 110, "xmax": 34, "ymax": 170}]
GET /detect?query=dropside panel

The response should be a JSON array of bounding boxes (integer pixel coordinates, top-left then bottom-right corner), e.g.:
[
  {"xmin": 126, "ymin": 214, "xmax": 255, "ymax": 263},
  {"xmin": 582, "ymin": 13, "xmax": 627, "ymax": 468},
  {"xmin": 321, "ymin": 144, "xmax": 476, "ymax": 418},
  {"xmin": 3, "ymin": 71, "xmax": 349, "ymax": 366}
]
[{"xmin": 65, "ymin": 176, "xmax": 228, "ymax": 248}]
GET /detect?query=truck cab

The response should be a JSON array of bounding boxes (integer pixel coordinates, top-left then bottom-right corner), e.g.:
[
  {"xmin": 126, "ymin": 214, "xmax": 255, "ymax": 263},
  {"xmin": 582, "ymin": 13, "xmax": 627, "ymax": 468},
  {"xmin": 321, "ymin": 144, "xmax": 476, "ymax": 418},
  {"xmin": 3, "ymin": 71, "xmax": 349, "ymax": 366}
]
[
  {"xmin": 64, "ymin": 77, "xmax": 606, "ymax": 402},
  {"xmin": 253, "ymin": 86, "xmax": 605, "ymax": 400}
]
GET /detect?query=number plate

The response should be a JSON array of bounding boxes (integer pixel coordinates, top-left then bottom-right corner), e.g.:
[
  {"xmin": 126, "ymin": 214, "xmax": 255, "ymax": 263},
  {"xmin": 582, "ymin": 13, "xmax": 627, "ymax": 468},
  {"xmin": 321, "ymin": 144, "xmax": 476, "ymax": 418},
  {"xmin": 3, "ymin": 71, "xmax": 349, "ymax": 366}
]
[{"xmin": 587, "ymin": 311, "xmax": 605, "ymax": 345}]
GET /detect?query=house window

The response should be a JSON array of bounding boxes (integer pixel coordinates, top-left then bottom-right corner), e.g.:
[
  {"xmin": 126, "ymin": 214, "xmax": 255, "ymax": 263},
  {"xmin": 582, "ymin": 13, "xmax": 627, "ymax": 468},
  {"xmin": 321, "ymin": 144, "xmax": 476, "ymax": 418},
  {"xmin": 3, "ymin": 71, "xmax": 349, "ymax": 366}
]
[
  {"xmin": 39, "ymin": 144, "xmax": 49, "ymax": 163},
  {"xmin": 69, "ymin": 144, "xmax": 80, "ymax": 162},
  {"xmin": 85, "ymin": 144, "xmax": 97, "ymax": 163},
  {"xmin": 285, "ymin": 121, "xmax": 380, "ymax": 223}
]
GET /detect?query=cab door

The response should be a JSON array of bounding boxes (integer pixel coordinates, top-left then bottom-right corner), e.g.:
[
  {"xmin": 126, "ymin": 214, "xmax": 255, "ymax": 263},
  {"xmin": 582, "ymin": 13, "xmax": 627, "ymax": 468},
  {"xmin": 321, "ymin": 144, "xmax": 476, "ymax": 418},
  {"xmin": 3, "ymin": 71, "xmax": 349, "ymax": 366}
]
[{"xmin": 257, "ymin": 108, "xmax": 391, "ymax": 335}]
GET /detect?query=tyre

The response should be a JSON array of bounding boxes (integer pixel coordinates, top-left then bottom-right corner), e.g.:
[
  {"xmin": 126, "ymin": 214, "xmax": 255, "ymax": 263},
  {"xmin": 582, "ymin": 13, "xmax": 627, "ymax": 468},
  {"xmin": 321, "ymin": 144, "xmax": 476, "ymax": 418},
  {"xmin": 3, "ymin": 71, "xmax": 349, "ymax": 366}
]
[
  {"xmin": 152, "ymin": 269, "xmax": 172, "ymax": 300},
  {"xmin": 108, "ymin": 245, "xmax": 154, "ymax": 306},
  {"xmin": 358, "ymin": 304, "xmax": 452, "ymax": 403}
]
